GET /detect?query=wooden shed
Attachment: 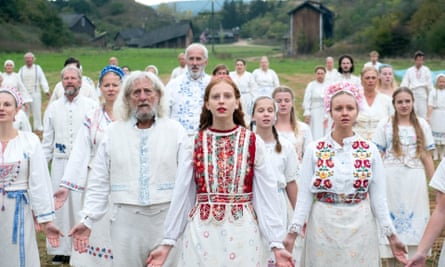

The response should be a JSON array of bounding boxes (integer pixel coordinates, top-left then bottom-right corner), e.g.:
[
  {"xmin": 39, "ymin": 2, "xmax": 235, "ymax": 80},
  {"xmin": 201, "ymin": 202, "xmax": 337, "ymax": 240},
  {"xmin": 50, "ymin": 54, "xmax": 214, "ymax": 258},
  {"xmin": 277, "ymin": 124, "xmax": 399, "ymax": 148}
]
[
  {"xmin": 60, "ymin": 14, "xmax": 96, "ymax": 38},
  {"xmin": 288, "ymin": 1, "xmax": 334, "ymax": 55},
  {"xmin": 138, "ymin": 21, "xmax": 194, "ymax": 48}
]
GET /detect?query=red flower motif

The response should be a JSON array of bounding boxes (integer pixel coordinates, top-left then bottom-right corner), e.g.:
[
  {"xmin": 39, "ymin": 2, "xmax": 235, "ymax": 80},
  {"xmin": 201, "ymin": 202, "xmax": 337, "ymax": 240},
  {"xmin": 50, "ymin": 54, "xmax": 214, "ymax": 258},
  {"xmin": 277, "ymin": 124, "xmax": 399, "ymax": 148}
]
[
  {"xmin": 363, "ymin": 180, "xmax": 369, "ymax": 188},
  {"xmin": 316, "ymin": 141, "xmax": 325, "ymax": 149},
  {"xmin": 360, "ymin": 141, "xmax": 369, "ymax": 149},
  {"xmin": 313, "ymin": 178, "xmax": 322, "ymax": 187},
  {"xmin": 323, "ymin": 179, "xmax": 332, "ymax": 188},
  {"xmin": 354, "ymin": 159, "xmax": 362, "ymax": 168},
  {"xmin": 317, "ymin": 159, "xmax": 323, "ymax": 167},
  {"xmin": 352, "ymin": 141, "xmax": 359, "ymax": 149},
  {"xmin": 326, "ymin": 159, "xmax": 334, "ymax": 168},
  {"xmin": 326, "ymin": 197, "xmax": 333, "ymax": 203},
  {"xmin": 363, "ymin": 159, "xmax": 371, "ymax": 168},
  {"xmin": 353, "ymin": 180, "xmax": 362, "ymax": 188}
]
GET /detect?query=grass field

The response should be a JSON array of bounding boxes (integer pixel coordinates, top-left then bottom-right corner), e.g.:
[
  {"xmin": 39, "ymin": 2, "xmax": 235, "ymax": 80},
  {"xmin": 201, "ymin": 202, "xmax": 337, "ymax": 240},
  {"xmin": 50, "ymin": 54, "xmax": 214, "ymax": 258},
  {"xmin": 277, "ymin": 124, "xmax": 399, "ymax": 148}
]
[{"xmin": 4, "ymin": 43, "xmax": 442, "ymax": 266}]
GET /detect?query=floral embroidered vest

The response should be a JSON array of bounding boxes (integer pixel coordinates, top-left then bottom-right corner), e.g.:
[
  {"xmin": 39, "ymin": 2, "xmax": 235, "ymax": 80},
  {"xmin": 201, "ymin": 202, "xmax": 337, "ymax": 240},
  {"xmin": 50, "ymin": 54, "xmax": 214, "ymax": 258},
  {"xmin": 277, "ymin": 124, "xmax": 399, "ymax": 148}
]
[{"xmin": 189, "ymin": 127, "xmax": 256, "ymax": 223}]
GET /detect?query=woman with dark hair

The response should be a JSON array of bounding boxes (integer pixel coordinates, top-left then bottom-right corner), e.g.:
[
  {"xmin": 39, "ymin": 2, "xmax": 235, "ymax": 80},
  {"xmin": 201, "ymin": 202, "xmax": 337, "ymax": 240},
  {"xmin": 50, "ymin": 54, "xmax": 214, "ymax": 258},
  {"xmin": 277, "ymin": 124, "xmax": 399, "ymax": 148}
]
[
  {"xmin": 230, "ymin": 58, "xmax": 258, "ymax": 123},
  {"xmin": 373, "ymin": 87, "xmax": 435, "ymax": 266},
  {"xmin": 212, "ymin": 64, "xmax": 230, "ymax": 78},
  {"xmin": 147, "ymin": 77, "xmax": 294, "ymax": 267}
]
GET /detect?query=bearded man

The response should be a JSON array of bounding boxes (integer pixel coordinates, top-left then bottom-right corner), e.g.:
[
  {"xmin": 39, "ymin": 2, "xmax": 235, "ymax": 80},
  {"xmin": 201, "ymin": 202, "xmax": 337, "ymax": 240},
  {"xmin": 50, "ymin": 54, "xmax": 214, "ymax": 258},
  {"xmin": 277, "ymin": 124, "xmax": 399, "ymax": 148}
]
[{"xmin": 69, "ymin": 71, "xmax": 187, "ymax": 266}]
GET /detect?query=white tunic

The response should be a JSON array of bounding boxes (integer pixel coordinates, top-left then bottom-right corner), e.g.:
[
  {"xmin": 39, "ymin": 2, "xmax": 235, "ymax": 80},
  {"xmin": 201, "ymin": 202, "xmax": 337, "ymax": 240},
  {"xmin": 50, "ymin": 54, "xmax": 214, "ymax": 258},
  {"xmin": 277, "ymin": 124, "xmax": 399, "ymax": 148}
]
[
  {"xmin": 278, "ymin": 121, "xmax": 313, "ymax": 162},
  {"xmin": 291, "ymin": 133, "xmax": 396, "ymax": 266},
  {"xmin": 170, "ymin": 66, "xmax": 186, "ymax": 81},
  {"xmin": 0, "ymin": 132, "xmax": 55, "ymax": 267},
  {"xmin": 42, "ymin": 95, "xmax": 97, "ymax": 255},
  {"xmin": 1, "ymin": 72, "xmax": 32, "ymax": 103},
  {"xmin": 166, "ymin": 72, "xmax": 211, "ymax": 136},
  {"xmin": 13, "ymin": 110, "xmax": 32, "ymax": 132},
  {"xmin": 252, "ymin": 68, "xmax": 279, "ymax": 96},
  {"xmin": 18, "ymin": 64, "xmax": 49, "ymax": 94},
  {"xmin": 401, "ymin": 65, "xmax": 433, "ymax": 118},
  {"xmin": 325, "ymin": 69, "xmax": 340, "ymax": 85},
  {"xmin": 49, "ymin": 77, "xmax": 98, "ymax": 104},
  {"xmin": 60, "ymin": 107, "xmax": 113, "ymax": 266},
  {"xmin": 373, "ymin": 117, "xmax": 434, "ymax": 256},
  {"xmin": 428, "ymin": 88, "xmax": 445, "ymax": 144},
  {"xmin": 229, "ymin": 71, "xmax": 258, "ymax": 122},
  {"xmin": 355, "ymin": 93, "xmax": 393, "ymax": 140},
  {"xmin": 80, "ymin": 118, "xmax": 187, "ymax": 266},
  {"xmin": 303, "ymin": 80, "xmax": 327, "ymax": 140}
]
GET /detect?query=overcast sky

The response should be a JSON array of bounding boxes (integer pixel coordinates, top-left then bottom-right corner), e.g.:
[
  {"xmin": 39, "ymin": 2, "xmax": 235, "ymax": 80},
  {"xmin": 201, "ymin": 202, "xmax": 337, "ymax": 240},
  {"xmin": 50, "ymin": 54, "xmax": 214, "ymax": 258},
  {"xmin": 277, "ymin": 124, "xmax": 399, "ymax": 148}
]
[{"xmin": 135, "ymin": 0, "xmax": 196, "ymax": 6}]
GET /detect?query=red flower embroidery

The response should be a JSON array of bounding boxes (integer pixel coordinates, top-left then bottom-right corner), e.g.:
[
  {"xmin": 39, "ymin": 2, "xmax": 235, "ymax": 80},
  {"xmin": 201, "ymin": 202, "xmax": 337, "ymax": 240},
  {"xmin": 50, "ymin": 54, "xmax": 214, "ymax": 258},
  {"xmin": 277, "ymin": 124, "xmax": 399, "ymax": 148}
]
[
  {"xmin": 354, "ymin": 159, "xmax": 362, "ymax": 168},
  {"xmin": 353, "ymin": 180, "xmax": 362, "ymax": 188},
  {"xmin": 363, "ymin": 159, "xmax": 371, "ymax": 168},
  {"xmin": 316, "ymin": 141, "xmax": 325, "ymax": 149},
  {"xmin": 326, "ymin": 159, "xmax": 334, "ymax": 168},
  {"xmin": 323, "ymin": 179, "xmax": 332, "ymax": 189},
  {"xmin": 313, "ymin": 178, "xmax": 322, "ymax": 187}
]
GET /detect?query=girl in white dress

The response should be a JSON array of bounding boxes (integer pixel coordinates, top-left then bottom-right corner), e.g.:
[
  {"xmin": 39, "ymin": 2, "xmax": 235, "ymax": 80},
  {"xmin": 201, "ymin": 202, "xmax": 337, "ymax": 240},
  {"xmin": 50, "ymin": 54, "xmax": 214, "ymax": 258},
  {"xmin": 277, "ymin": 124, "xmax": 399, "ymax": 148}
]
[
  {"xmin": 273, "ymin": 86, "xmax": 312, "ymax": 162},
  {"xmin": 0, "ymin": 87, "xmax": 62, "ymax": 267},
  {"xmin": 284, "ymin": 81, "xmax": 408, "ymax": 267},
  {"xmin": 303, "ymin": 66, "xmax": 328, "ymax": 140},
  {"xmin": 229, "ymin": 59, "xmax": 258, "ymax": 123},
  {"xmin": 147, "ymin": 77, "xmax": 294, "ymax": 267},
  {"xmin": 251, "ymin": 96, "xmax": 299, "ymax": 266},
  {"xmin": 427, "ymin": 73, "xmax": 445, "ymax": 160},
  {"xmin": 373, "ymin": 87, "xmax": 435, "ymax": 266},
  {"xmin": 377, "ymin": 64, "xmax": 398, "ymax": 98},
  {"xmin": 53, "ymin": 65, "xmax": 124, "ymax": 267}
]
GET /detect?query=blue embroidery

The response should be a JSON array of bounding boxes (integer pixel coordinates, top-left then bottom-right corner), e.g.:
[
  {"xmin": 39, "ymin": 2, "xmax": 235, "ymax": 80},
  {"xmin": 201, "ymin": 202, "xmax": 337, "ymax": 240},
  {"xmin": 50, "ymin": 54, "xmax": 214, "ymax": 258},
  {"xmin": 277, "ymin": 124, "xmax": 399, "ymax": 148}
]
[
  {"xmin": 390, "ymin": 211, "xmax": 414, "ymax": 234},
  {"xmin": 55, "ymin": 143, "xmax": 66, "ymax": 153},
  {"xmin": 139, "ymin": 130, "xmax": 150, "ymax": 204}
]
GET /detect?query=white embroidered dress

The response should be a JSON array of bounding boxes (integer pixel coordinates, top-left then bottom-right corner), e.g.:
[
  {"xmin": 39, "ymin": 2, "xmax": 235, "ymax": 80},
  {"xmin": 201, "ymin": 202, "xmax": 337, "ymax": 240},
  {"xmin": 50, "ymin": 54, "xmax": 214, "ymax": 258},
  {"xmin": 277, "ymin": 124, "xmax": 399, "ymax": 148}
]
[
  {"xmin": 373, "ymin": 117, "xmax": 435, "ymax": 257},
  {"xmin": 0, "ymin": 132, "xmax": 55, "ymax": 267},
  {"xmin": 290, "ymin": 133, "xmax": 396, "ymax": 266},
  {"xmin": 303, "ymin": 80, "xmax": 327, "ymax": 140},
  {"xmin": 229, "ymin": 71, "xmax": 258, "ymax": 122},
  {"xmin": 428, "ymin": 88, "xmax": 445, "ymax": 144},
  {"xmin": 355, "ymin": 93, "xmax": 393, "ymax": 140},
  {"xmin": 162, "ymin": 126, "xmax": 285, "ymax": 267},
  {"xmin": 60, "ymin": 107, "xmax": 114, "ymax": 266}
]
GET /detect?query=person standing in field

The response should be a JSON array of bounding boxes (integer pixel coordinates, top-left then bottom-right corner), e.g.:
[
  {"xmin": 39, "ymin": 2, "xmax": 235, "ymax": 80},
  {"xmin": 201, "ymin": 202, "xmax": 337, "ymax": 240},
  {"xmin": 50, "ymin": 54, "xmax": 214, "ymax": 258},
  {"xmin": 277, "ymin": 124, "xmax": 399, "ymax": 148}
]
[
  {"xmin": 372, "ymin": 87, "xmax": 435, "ymax": 267},
  {"xmin": 18, "ymin": 52, "xmax": 50, "ymax": 132},
  {"xmin": 230, "ymin": 58, "xmax": 258, "ymax": 124},
  {"xmin": 364, "ymin": 50, "xmax": 382, "ymax": 70},
  {"xmin": 400, "ymin": 50, "xmax": 433, "ymax": 119},
  {"xmin": 427, "ymin": 73, "xmax": 445, "ymax": 161},
  {"xmin": 166, "ymin": 43, "xmax": 211, "ymax": 137},
  {"xmin": 253, "ymin": 56, "xmax": 280, "ymax": 97},
  {"xmin": 146, "ymin": 77, "xmax": 294, "ymax": 267},
  {"xmin": 42, "ymin": 65, "xmax": 98, "ymax": 264},
  {"xmin": 69, "ymin": 71, "xmax": 187, "ymax": 267},
  {"xmin": 303, "ymin": 66, "xmax": 328, "ymax": 140},
  {"xmin": 324, "ymin": 56, "xmax": 340, "ymax": 85},
  {"xmin": 336, "ymin": 54, "xmax": 361, "ymax": 86},
  {"xmin": 0, "ymin": 87, "xmax": 63, "ymax": 267},
  {"xmin": 377, "ymin": 64, "xmax": 398, "ymax": 98},
  {"xmin": 170, "ymin": 52, "xmax": 186, "ymax": 81},
  {"xmin": 2, "ymin": 59, "xmax": 32, "ymax": 109}
]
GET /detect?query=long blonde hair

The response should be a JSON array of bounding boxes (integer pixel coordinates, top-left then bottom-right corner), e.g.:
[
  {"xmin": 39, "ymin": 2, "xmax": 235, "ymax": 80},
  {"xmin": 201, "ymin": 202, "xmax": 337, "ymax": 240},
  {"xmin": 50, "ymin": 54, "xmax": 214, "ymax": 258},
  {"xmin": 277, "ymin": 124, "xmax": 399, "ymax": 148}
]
[
  {"xmin": 272, "ymin": 86, "xmax": 299, "ymax": 136},
  {"xmin": 391, "ymin": 87, "xmax": 426, "ymax": 158}
]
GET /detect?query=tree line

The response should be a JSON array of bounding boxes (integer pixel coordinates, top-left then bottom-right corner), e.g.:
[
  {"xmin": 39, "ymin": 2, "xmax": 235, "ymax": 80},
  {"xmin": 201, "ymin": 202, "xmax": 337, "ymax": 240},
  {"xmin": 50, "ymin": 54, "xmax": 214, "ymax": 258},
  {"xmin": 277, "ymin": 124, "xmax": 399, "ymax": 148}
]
[{"xmin": 0, "ymin": 0, "xmax": 444, "ymax": 56}]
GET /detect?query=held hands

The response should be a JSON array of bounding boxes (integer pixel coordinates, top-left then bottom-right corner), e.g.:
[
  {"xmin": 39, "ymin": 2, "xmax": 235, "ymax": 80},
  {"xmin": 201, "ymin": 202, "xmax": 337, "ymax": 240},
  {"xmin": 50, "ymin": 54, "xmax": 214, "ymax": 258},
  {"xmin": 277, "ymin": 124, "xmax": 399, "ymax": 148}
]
[
  {"xmin": 53, "ymin": 187, "xmax": 69, "ymax": 210},
  {"xmin": 43, "ymin": 222, "xmax": 64, "ymax": 248},
  {"xmin": 405, "ymin": 251, "xmax": 427, "ymax": 267},
  {"xmin": 68, "ymin": 223, "xmax": 91, "ymax": 253},
  {"xmin": 388, "ymin": 234, "xmax": 408, "ymax": 265},
  {"xmin": 146, "ymin": 245, "xmax": 172, "ymax": 267},
  {"xmin": 273, "ymin": 248, "xmax": 295, "ymax": 267}
]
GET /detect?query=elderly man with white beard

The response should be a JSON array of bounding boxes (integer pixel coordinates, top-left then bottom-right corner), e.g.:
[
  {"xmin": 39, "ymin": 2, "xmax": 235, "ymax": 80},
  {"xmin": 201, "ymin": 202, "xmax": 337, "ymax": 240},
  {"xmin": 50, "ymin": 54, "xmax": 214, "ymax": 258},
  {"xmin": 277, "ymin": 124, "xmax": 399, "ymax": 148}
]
[
  {"xmin": 42, "ymin": 65, "xmax": 98, "ymax": 264},
  {"xmin": 68, "ymin": 71, "xmax": 187, "ymax": 267},
  {"xmin": 166, "ymin": 43, "xmax": 211, "ymax": 136}
]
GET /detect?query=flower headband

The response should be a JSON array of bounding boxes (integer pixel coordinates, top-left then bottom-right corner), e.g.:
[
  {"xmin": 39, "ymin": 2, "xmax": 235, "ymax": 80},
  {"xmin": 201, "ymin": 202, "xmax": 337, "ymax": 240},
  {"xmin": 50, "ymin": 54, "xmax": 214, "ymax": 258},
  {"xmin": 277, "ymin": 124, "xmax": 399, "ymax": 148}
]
[
  {"xmin": 0, "ymin": 87, "xmax": 23, "ymax": 108},
  {"xmin": 323, "ymin": 81, "xmax": 363, "ymax": 112},
  {"xmin": 99, "ymin": 65, "xmax": 125, "ymax": 84}
]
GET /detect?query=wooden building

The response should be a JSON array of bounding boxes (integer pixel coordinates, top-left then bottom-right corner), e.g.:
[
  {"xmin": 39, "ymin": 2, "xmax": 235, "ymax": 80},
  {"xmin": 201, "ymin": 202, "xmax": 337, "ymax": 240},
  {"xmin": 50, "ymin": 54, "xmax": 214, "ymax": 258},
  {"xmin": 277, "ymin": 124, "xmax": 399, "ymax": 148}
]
[
  {"xmin": 60, "ymin": 14, "xmax": 95, "ymax": 38},
  {"xmin": 288, "ymin": 1, "xmax": 334, "ymax": 55}
]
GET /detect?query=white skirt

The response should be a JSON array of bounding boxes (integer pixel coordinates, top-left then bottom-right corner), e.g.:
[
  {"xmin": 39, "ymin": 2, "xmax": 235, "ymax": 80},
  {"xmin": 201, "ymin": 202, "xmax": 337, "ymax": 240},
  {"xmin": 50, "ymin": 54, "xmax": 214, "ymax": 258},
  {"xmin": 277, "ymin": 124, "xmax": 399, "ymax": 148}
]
[{"xmin": 302, "ymin": 199, "xmax": 380, "ymax": 267}]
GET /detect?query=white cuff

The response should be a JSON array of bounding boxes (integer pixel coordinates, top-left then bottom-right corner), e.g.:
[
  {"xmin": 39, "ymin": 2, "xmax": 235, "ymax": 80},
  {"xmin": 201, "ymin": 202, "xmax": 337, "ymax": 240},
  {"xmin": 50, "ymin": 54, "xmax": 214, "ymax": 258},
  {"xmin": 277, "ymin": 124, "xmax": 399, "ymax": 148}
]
[
  {"xmin": 160, "ymin": 238, "xmax": 176, "ymax": 247},
  {"xmin": 269, "ymin": 241, "xmax": 284, "ymax": 250},
  {"xmin": 80, "ymin": 216, "xmax": 93, "ymax": 229}
]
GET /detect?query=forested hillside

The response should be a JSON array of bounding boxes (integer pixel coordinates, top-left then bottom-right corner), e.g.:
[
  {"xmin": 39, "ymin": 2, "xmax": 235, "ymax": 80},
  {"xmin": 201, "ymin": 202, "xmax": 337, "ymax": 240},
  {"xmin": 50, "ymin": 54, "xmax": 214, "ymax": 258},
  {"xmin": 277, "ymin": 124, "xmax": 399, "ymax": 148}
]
[{"xmin": 0, "ymin": 0, "xmax": 444, "ymax": 56}]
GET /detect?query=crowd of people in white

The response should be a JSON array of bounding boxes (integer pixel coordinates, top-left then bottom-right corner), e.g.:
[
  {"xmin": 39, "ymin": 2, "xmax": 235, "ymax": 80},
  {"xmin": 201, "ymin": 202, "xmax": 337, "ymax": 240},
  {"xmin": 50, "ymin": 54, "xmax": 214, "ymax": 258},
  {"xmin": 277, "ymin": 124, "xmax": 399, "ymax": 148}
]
[{"xmin": 1, "ymin": 46, "xmax": 445, "ymax": 267}]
